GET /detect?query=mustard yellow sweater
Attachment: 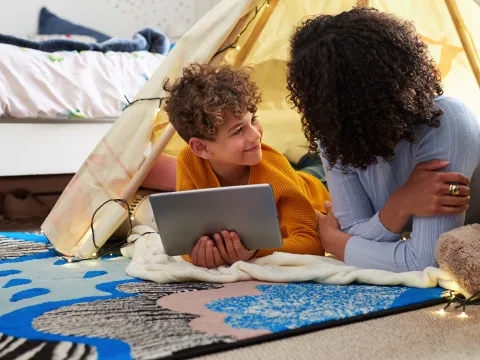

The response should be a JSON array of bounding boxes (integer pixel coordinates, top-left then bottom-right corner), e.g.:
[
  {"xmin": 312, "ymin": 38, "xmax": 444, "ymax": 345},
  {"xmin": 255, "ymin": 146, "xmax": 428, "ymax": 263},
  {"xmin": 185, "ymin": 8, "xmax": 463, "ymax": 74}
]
[{"xmin": 176, "ymin": 143, "xmax": 330, "ymax": 258}]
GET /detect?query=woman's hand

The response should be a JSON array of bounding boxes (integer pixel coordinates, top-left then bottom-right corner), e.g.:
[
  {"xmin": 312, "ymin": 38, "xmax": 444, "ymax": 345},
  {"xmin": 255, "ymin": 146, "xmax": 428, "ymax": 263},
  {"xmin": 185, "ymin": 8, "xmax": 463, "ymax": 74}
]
[
  {"xmin": 397, "ymin": 160, "xmax": 470, "ymax": 217},
  {"xmin": 213, "ymin": 231, "xmax": 256, "ymax": 265},
  {"xmin": 380, "ymin": 159, "xmax": 470, "ymax": 234},
  {"xmin": 191, "ymin": 237, "xmax": 226, "ymax": 268},
  {"xmin": 316, "ymin": 202, "xmax": 351, "ymax": 261}
]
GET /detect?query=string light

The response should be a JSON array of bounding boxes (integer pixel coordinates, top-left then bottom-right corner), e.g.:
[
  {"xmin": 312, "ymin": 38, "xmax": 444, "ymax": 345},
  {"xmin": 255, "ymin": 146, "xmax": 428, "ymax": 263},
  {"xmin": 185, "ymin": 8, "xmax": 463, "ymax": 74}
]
[
  {"xmin": 214, "ymin": 0, "xmax": 270, "ymax": 57},
  {"xmin": 44, "ymin": 96, "xmax": 165, "ymax": 264},
  {"xmin": 434, "ymin": 290, "xmax": 480, "ymax": 318},
  {"xmin": 435, "ymin": 309, "xmax": 446, "ymax": 316}
]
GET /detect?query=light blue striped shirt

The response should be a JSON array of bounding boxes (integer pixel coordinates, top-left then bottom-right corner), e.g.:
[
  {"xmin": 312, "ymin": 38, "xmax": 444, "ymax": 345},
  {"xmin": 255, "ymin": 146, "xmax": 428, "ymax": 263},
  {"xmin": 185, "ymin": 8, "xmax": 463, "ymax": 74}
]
[{"xmin": 320, "ymin": 96, "xmax": 480, "ymax": 272}]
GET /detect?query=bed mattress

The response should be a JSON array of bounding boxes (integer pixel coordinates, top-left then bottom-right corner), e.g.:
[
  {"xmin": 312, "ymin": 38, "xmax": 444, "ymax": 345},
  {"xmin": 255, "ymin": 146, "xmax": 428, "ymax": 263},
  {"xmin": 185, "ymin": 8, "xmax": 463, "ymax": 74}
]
[{"xmin": 0, "ymin": 43, "xmax": 165, "ymax": 121}]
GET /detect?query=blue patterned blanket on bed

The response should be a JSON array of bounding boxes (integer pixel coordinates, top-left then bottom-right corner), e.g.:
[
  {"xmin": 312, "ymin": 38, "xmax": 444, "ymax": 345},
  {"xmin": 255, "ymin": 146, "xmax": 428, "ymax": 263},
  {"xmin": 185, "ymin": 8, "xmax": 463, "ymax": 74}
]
[{"xmin": 0, "ymin": 28, "xmax": 170, "ymax": 55}]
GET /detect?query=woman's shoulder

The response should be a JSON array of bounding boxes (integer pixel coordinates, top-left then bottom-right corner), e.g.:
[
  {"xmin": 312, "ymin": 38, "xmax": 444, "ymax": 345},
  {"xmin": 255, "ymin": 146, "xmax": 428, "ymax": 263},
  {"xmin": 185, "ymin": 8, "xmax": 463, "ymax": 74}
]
[
  {"xmin": 416, "ymin": 96, "xmax": 480, "ymax": 143},
  {"xmin": 435, "ymin": 96, "xmax": 479, "ymax": 132}
]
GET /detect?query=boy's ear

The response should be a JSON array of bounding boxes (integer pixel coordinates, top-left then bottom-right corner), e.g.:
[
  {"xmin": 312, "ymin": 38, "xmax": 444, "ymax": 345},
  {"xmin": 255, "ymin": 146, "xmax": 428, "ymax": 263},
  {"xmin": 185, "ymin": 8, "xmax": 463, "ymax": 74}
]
[{"xmin": 189, "ymin": 138, "xmax": 212, "ymax": 159}]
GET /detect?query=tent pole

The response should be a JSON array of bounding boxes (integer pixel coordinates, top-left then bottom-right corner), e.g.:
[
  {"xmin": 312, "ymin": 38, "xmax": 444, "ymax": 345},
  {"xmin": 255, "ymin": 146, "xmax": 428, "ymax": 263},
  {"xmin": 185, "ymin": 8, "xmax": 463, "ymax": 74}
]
[
  {"xmin": 234, "ymin": 0, "xmax": 279, "ymax": 68},
  {"xmin": 121, "ymin": 123, "xmax": 177, "ymax": 202},
  {"xmin": 356, "ymin": 0, "xmax": 370, "ymax": 7},
  {"xmin": 445, "ymin": 0, "xmax": 480, "ymax": 87}
]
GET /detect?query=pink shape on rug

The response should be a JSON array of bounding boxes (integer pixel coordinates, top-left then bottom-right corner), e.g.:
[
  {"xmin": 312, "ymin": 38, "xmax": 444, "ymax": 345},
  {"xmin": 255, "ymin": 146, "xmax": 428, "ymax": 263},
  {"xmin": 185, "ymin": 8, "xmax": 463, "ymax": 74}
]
[{"xmin": 158, "ymin": 281, "xmax": 272, "ymax": 340}]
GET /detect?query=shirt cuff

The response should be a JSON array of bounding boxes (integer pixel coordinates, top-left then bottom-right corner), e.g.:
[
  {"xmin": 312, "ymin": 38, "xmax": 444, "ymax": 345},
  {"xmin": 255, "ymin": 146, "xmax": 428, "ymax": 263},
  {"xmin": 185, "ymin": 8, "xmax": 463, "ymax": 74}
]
[{"xmin": 350, "ymin": 211, "xmax": 401, "ymax": 242}]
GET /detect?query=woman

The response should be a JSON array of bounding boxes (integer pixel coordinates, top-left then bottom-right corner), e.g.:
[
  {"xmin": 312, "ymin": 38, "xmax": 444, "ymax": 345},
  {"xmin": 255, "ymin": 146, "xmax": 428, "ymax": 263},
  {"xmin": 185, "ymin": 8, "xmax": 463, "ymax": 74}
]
[{"xmin": 286, "ymin": 7, "xmax": 480, "ymax": 272}]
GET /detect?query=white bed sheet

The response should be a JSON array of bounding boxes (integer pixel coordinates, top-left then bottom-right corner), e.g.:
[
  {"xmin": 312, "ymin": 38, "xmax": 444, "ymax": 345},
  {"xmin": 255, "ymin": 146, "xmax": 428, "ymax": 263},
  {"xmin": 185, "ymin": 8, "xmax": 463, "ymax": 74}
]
[{"xmin": 0, "ymin": 43, "xmax": 165, "ymax": 121}]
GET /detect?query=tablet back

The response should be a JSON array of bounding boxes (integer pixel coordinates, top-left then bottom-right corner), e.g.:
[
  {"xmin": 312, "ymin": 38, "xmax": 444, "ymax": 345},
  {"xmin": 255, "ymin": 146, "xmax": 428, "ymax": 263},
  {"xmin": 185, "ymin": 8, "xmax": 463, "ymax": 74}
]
[{"xmin": 149, "ymin": 184, "xmax": 283, "ymax": 256}]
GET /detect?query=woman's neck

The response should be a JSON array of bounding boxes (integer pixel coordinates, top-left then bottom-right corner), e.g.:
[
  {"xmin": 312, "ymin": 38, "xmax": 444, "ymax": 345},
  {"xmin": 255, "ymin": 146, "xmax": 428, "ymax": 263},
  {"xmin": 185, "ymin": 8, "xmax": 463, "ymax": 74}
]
[{"xmin": 209, "ymin": 160, "xmax": 250, "ymax": 186}]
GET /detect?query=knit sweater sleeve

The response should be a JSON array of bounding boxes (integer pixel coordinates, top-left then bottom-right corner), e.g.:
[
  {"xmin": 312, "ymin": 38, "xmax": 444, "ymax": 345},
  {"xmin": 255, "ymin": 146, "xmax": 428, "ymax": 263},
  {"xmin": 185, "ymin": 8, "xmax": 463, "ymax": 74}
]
[
  {"xmin": 320, "ymin": 158, "xmax": 401, "ymax": 243},
  {"xmin": 255, "ymin": 149, "xmax": 325, "ymax": 257},
  {"xmin": 254, "ymin": 193, "xmax": 325, "ymax": 257}
]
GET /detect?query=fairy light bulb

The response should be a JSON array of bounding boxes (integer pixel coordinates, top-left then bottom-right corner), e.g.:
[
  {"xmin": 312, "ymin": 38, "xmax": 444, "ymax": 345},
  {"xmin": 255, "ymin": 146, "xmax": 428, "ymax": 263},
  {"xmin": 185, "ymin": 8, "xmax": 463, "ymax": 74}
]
[
  {"xmin": 266, "ymin": 3, "xmax": 270, "ymax": 7},
  {"xmin": 436, "ymin": 309, "xmax": 446, "ymax": 316},
  {"xmin": 92, "ymin": 253, "xmax": 97, "ymax": 257},
  {"xmin": 236, "ymin": 45, "xmax": 241, "ymax": 50},
  {"xmin": 130, "ymin": 216, "xmax": 134, "ymax": 221},
  {"xmin": 67, "ymin": 258, "xmax": 72, "ymax": 263},
  {"xmin": 459, "ymin": 312, "xmax": 468, "ymax": 318}
]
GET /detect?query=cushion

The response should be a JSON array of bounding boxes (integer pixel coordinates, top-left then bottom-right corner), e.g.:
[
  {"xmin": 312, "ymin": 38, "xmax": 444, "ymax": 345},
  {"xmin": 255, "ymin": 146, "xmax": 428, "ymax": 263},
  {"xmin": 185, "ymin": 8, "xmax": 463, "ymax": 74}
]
[
  {"xmin": 141, "ymin": 154, "xmax": 177, "ymax": 192},
  {"xmin": 38, "ymin": 7, "xmax": 110, "ymax": 43}
]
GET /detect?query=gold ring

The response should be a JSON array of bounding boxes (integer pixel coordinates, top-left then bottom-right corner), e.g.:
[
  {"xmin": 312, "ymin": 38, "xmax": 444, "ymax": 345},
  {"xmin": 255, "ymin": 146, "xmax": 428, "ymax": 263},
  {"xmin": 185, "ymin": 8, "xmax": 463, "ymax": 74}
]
[{"xmin": 449, "ymin": 184, "xmax": 460, "ymax": 196}]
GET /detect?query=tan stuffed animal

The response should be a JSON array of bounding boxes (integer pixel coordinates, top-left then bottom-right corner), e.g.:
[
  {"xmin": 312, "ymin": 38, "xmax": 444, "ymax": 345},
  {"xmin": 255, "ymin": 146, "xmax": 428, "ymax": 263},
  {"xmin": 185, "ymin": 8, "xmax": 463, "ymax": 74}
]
[{"xmin": 435, "ymin": 224, "xmax": 480, "ymax": 296}]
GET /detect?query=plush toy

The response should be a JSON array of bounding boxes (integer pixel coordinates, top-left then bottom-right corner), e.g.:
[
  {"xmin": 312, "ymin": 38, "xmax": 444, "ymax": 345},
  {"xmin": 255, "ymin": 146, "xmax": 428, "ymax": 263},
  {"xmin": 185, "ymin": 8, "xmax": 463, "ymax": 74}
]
[{"xmin": 435, "ymin": 223, "xmax": 480, "ymax": 297}]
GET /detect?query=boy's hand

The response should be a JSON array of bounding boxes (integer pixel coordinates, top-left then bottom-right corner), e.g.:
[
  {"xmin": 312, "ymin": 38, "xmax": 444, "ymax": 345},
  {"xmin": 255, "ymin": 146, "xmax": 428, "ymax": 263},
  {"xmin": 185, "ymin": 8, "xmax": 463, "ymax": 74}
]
[
  {"xmin": 213, "ymin": 231, "xmax": 256, "ymax": 265},
  {"xmin": 191, "ymin": 236, "xmax": 226, "ymax": 268}
]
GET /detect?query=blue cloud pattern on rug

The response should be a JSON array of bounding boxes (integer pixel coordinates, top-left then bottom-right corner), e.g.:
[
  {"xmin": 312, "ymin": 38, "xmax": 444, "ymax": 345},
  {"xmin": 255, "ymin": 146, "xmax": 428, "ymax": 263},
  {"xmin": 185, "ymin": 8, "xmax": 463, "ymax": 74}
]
[{"xmin": 206, "ymin": 283, "xmax": 439, "ymax": 332}]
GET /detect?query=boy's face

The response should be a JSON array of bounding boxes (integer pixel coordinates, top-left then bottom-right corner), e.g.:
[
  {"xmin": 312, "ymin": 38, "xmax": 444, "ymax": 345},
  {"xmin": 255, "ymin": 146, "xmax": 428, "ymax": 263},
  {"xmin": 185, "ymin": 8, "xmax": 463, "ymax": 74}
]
[{"xmin": 190, "ymin": 111, "xmax": 263, "ymax": 166}]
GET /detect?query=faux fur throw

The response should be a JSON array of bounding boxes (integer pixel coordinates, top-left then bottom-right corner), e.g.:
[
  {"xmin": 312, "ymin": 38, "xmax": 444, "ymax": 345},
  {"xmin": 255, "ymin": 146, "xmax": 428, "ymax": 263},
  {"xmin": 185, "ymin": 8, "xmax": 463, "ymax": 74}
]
[{"xmin": 436, "ymin": 224, "xmax": 480, "ymax": 297}]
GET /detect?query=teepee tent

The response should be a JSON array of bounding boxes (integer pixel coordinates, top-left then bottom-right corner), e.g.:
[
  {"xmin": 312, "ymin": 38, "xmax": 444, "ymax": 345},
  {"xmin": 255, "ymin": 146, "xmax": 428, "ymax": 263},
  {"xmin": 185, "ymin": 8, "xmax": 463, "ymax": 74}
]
[{"xmin": 42, "ymin": 0, "xmax": 480, "ymax": 259}]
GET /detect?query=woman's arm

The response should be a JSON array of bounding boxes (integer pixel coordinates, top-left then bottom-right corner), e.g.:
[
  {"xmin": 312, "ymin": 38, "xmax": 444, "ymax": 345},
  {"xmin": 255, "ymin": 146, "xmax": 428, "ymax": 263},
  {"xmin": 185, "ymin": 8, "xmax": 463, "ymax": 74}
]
[
  {"xmin": 321, "ymin": 159, "xmax": 403, "ymax": 242},
  {"xmin": 322, "ymin": 158, "xmax": 470, "ymax": 241},
  {"xmin": 324, "ymin": 97, "xmax": 480, "ymax": 271}
]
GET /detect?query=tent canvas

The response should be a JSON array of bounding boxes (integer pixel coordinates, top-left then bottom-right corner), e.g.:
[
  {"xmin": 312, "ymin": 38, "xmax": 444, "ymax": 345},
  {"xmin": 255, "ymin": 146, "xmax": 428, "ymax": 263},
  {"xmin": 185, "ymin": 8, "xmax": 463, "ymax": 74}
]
[{"xmin": 41, "ymin": 0, "xmax": 480, "ymax": 259}]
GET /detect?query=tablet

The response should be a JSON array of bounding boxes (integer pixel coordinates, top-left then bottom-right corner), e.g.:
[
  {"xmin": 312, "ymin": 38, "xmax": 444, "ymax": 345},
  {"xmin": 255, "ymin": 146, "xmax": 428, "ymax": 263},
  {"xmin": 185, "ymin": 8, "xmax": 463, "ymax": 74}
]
[{"xmin": 148, "ymin": 184, "xmax": 283, "ymax": 256}]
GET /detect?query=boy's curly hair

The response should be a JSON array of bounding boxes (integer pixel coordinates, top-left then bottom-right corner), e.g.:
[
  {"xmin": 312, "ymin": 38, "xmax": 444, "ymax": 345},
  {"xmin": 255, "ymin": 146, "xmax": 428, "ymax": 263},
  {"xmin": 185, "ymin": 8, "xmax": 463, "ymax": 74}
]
[
  {"xmin": 286, "ymin": 7, "xmax": 444, "ymax": 170},
  {"xmin": 163, "ymin": 63, "xmax": 262, "ymax": 143}
]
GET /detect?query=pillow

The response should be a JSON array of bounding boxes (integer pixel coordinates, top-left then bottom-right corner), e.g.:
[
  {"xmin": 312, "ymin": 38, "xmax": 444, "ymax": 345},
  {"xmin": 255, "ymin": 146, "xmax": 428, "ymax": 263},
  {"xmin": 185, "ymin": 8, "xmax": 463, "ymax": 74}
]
[
  {"xmin": 23, "ymin": 34, "xmax": 97, "ymax": 43},
  {"xmin": 38, "ymin": 7, "xmax": 110, "ymax": 43},
  {"xmin": 141, "ymin": 154, "xmax": 177, "ymax": 192}
]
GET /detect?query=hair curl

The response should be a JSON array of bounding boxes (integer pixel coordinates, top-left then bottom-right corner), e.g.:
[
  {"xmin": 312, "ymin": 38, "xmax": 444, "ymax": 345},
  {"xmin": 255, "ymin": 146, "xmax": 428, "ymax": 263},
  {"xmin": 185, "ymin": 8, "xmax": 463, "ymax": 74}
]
[
  {"xmin": 286, "ymin": 7, "xmax": 444, "ymax": 170},
  {"xmin": 163, "ymin": 63, "xmax": 262, "ymax": 143}
]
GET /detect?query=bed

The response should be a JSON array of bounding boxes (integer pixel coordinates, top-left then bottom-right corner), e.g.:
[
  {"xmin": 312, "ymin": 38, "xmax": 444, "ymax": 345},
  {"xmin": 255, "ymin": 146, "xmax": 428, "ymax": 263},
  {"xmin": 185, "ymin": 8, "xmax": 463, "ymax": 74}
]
[{"xmin": 0, "ymin": 1, "xmax": 221, "ymax": 225}]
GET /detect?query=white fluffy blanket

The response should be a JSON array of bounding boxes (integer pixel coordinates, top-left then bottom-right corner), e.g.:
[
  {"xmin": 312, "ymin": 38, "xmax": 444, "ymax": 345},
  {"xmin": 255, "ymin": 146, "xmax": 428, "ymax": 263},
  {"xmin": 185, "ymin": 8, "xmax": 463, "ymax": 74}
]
[{"xmin": 124, "ymin": 225, "xmax": 463, "ymax": 293}]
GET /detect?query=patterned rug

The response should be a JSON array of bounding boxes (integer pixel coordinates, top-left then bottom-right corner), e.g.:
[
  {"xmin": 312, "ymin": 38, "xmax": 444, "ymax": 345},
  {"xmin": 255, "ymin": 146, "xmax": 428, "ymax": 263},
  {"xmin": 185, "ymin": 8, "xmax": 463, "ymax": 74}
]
[{"xmin": 0, "ymin": 232, "xmax": 446, "ymax": 360}]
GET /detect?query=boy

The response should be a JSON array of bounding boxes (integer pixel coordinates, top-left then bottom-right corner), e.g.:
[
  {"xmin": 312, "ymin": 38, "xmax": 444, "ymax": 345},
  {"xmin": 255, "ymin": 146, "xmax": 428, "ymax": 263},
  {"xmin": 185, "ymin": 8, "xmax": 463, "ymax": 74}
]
[{"xmin": 163, "ymin": 63, "xmax": 330, "ymax": 268}]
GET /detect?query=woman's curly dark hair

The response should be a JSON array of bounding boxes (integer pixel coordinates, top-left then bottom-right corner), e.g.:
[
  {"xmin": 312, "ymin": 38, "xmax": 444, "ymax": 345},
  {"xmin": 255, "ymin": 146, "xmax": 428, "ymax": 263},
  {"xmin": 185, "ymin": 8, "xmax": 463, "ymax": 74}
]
[
  {"xmin": 286, "ymin": 7, "xmax": 444, "ymax": 170},
  {"xmin": 163, "ymin": 63, "xmax": 262, "ymax": 143}
]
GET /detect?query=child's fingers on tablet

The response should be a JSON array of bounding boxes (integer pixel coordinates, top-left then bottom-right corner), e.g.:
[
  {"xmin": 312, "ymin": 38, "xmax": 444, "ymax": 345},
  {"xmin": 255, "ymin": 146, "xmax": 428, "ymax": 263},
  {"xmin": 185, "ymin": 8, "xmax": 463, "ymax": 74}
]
[
  {"xmin": 231, "ymin": 232, "xmax": 245, "ymax": 257},
  {"xmin": 205, "ymin": 240, "xmax": 216, "ymax": 268},
  {"xmin": 213, "ymin": 233, "xmax": 230, "ymax": 263},
  {"xmin": 213, "ymin": 247, "xmax": 224, "ymax": 267},
  {"xmin": 197, "ymin": 238, "xmax": 208, "ymax": 268},
  {"xmin": 222, "ymin": 231, "xmax": 238, "ymax": 263},
  {"xmin": 191, "ymin": 239, "xmax": 201, "ymax": 266}
]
